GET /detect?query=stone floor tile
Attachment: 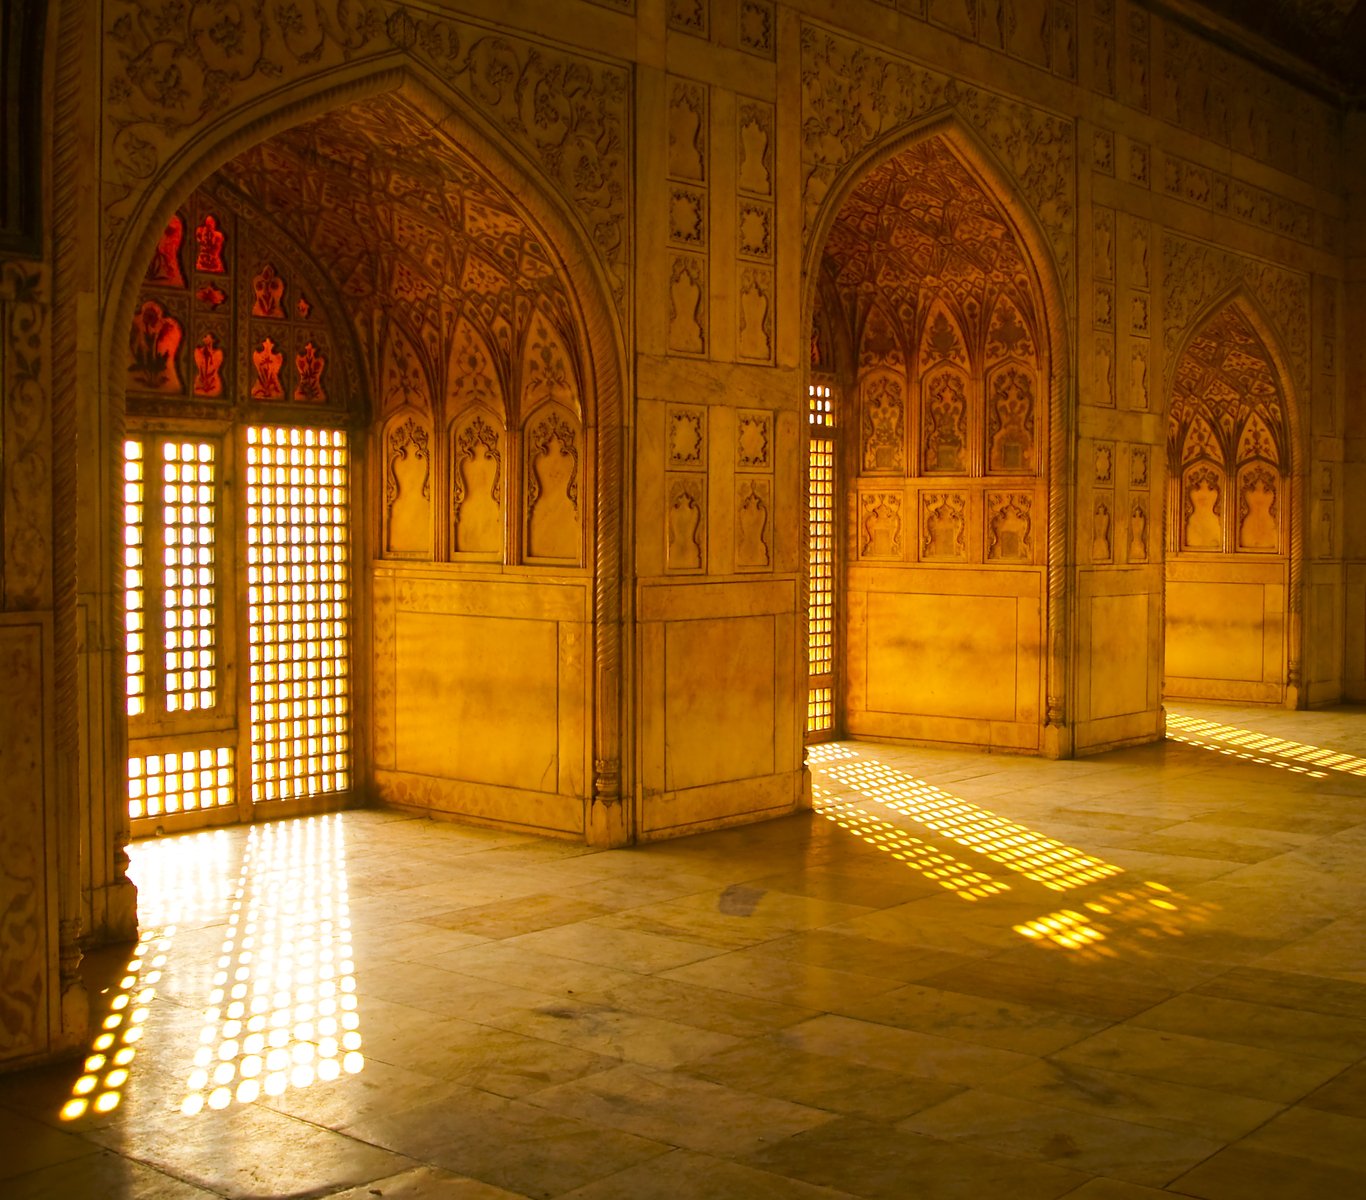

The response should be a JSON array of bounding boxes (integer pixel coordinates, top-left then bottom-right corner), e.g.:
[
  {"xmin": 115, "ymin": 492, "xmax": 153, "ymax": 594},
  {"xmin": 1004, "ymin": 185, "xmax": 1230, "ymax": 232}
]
[
  {"xmin": 1300, "ymin": 1060, "xmax": 1366, "ymax": 1117},
  {"xmin": 0, "ymin": 1151, "xmax": 218, "ymax": 1199},
  {"xmin": 774, "ymin": 1013, "xmax": 1034, "ymax": 1087},
  {"xmin": 1051, "ymin": 1024, "xmax": 1343, "ymax": 1105},
  {"xmin": 1169, "ymin": 1144, "xmax": 1366, "ymax": 1199},
  {"xmin": 738, "ymin": 1115, "xmax": 1087, "ymax": 1200},
  {"xmin": 1239, "ymin": 1106, "xmax": 1366, "ymax": 1171},
  {"xmin": 982, "ymin": 1057, "xmax": 1283, "ymax": 1142},
  {"xmin": 1130, "ymin": 992, "xmax": 1366, "ymax": 1061},
  {"xmin": 900, "ymin": 1089, "xmax": 1223, "ymax": 1187},
  {"xmin": 554, "ymin": 1148, "xmax": 860, "ymax": 1199},
  {"xmin": 0, "ymin": 1110, "xmax": 101, "ymax": 1179},
  {"xmin": 323, "ymin": 1164, "xmax": 531, "ymax": 1198},
  {"xmin": 660, "ymin": 948, "xmax": 904, "ymax": 1011},
  {"xmin": 524, "ymin": 1063, "xmax": 836, "ymax": 1156},
  {"xmin": 1191, "ymin": 964, "xmax": 1366, "ymax": 1021},
  {"xmin": 679, "ymin": 1037, "xmax": 964, "ymax": 1120},
  {"xmin": 837, "ymin": 981, "xmax": 1110, "ymax": 1056},
  {"xmin": 581, "ymin": 972, "xmax": 816, "ymax": 1038},
  {"xmin": 341, "ymin": 1086, "xmax": 670, "ymax": 1199},
  {"xmin": 747, "ymin": 928, "xmax": 982, "ymax": 985}
]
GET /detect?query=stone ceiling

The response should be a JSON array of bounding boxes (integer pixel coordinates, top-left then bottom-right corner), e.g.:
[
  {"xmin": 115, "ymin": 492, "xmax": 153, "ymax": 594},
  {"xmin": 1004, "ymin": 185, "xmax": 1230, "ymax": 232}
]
[
  {"xmin": 820, "ymin": 135, "xmax": 1040, "ymax": 369},
  {"xmin": 215, "ymin": 93, "xmax": 579, "ymax": 402},
  {"xmin": 1176, "ymin": 0, "xmax": 1366, "ymax": 94}
]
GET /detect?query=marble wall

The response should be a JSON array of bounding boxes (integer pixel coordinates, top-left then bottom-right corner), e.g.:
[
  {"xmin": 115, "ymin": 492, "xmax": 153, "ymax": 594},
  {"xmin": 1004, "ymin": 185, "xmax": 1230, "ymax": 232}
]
[{"xmin": 1, "ymin": 0, "xmax": 1361, "ymax": 1067}]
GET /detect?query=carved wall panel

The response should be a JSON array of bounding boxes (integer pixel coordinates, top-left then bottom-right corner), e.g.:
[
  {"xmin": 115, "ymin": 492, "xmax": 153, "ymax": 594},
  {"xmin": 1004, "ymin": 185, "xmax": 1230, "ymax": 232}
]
[
  {"xmin": 921, "ymin": 493, "xmax": 967, "ymax": 561},
  {"xmin": 922, "ymin": 369, "xmax": 969, "ymax": 473},
  {"xmin": 738, "ymin": 99, "xmax": 774, "ymax": 198},
  {"xmin": 986, "ymin": 492, "xmax": 1032, "ymax": 563},
  {"xmin": 860, "ymin": 492, "xmax": 903, "ymax": 560},
  {"xmin": 126, "ymin": 187, "xmax": 350, "ymax": 417},
  {"xmin": 860, "ymin": 372, "xmax": 905, "ymax": 474},
  {"xmin": 525, "ymin": 406, "xmax": 583, "ymax": 563},
  {"xmin": 0, "ymin": 619, "xmax": 50, "ymax": 1060},
  {"xmin": 986, "ymin": 366, "xmax": 1035, "ymax": 473},
  {"xmin": 735, "ymin": 479, "xmax": 772, "ymax": 571},
  {"xmin": 736, "ymin": 410, "xmax": 772, "ymax": 472},
  {"xmin": 102, "ymin": 9, "xmax": 631, "ymax": 315},
  {"xmin": 739, "ymin": 2, "xmax": 776, "ymax": 58},
  {"xmin": 1091, "ymin": 497, "xmax": 1113, "ymax": 563},
  {"xmin": 1182, "ymin": 464, "xmax": 1224, "ymax": 551},
  {"xmin": 451, "ymin": 411, "xmax": 504, "ymax": 558},
  {"xmin": 1127, "ymin": 499, "xmax": 1149, "ymax": 563},
  {"xmin": 384, "ymin": 414, "xmax": 433, "ymax": 558},
  {"xmin": 667, "ymin": 405, "xmax": 707, "ymax": 469},
  {"xmin": 669, "ymin": 0, "xmax": 709, "ymax": 38},
  {"xmin": 738, "ymin": 266, "xmax": 775, "ymax": 364},
  {"xmin": 666, "ymin": 474, "xmax": 707, "ymax": 572},
  {"xmin": 669, "ymin": 79, "xmax": 708, "ymax": 183},
  {"xmin": 668, "ymin": 255, "xmax": 707, "ymax": 356},
  {"xmin": 1237, "ymin": 463, "xmax": 1280, "ymax": 552}
]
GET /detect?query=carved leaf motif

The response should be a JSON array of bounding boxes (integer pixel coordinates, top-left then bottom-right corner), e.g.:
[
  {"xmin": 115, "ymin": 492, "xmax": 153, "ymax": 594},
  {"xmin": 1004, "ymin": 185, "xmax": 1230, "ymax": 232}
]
[{"xmin": 861, "ymin": 373, "xmax": 904, "ymax": 473}]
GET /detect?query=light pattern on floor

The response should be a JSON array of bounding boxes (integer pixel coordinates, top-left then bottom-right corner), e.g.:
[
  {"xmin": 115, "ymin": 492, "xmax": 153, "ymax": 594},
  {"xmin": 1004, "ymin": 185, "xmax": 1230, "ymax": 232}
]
[
  {"xmin": 813, "ymin": 786, "xmax": 1010, "ymax": 901},
  {"xmin": 820, "ymin": 756, "xmax": 1124, "ymax": 891},
  {"xmin": 1165, "ymin": 711, "xmax": 1366, "ymax": 779},
  {"xmin": 1012, "ymin": 880, "xmax": 1211, "ymax": 958},
  {"xmin": 62, "ymin": 830, "xmax": 236, "ymax": 1120},
  {"xmin": 181, "ymin": 814, "xmax": 363, "ymax": 1114}
]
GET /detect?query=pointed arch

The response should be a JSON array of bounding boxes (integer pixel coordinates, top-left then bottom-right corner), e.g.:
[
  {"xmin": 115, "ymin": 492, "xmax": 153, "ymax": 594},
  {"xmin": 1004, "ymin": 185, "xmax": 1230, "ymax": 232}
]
[
  {"xmin": 802, "ymin": 113, "xmax": 1072, "ymax": 746},
  {"xmin": 101, "ymin": 62, "xmax": 630, "ymax": 845}
]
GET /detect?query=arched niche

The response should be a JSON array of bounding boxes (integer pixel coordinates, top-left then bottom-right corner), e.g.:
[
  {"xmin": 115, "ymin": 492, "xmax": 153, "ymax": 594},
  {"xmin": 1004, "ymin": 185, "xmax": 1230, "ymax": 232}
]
[
  {"xmin": 523, "ymin": 401, "xmax": 584, "ymax": 565},
  {"xmin": 382, "ymin": 409, "xmax": 433, "ymax": 559},
  {"xmin": 449, "ymin": 406, "xmax": 505, "ymax": 560},
  {"xmin": 1164, "ymin": 295, "xmax": 1297, "ymax": 705},
  {"xmin": 99, "ymin": 68, "xmax": 630, "ymax": 865},
  {"xmin": 802, "ymin": 120, "xmax": 1066, "ymax": 755}
]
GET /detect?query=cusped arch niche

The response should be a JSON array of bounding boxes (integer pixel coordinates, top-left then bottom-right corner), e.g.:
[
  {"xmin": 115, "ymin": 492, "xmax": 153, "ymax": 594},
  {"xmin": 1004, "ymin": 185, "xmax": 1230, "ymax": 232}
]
[
  {"xmin": 212, "ymin": 94, "xmax": 594, "ymax": 569},
  {"xmin": 111, "ymin": 77, "xmax": 630, "ymax": 840},
  {"xmin": 1167, "ymin": 300, "xmax": 1290, "ymax": 556},
  {"xmin": 806, "ymin": 124, "xmax": 1067, "ymax": 750}
]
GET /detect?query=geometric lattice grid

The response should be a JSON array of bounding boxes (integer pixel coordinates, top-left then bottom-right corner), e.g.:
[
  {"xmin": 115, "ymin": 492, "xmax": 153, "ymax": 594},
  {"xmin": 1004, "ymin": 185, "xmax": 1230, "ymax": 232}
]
[
  {"xmin": 123, "ymin": 439, "xmax": 147, "ymax": 717},
  {"xmin": 245, "ymin": 426, "xmax": 351, "ymax": 802},
  {"xmin": 161, "ymin": 440, "xmax": 219, "ymax": 712},
  {"xmin": 128, "ymin": 746, "xmax": 235, "ymax": 821},
  {"xmin": 181, "ymin": 815, "xmax": 363, "ymax": 1116},
  {"xmin": 807, "ymin": 382, "xmax": 836, "ymax": 738}
]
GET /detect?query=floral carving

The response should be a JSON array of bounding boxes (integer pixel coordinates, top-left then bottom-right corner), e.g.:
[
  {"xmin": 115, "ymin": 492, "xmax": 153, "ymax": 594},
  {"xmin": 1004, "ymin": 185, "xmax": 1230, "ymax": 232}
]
[
  {"xmin": 195, "ymin": 215, "xmax": 225, "ymax": 273},
  {"xmin": 146, "ymin": 214, "xmax": 184, "ymax": 286},
  {"xmin": 452, "ymin": 414, "xmax": 502, "ymax": 556},
  {"xmin": 251, "ymin": 337, "xmax": 284, "ymax": 400},
  {"xmin": 192, "ymin": 332, "xmax": 224, "ymax": 397},
  {"xmin": 128, "ymin": 299, "xmax": 183, "ymax": 392},
  {"xmin": 294, "ymin": 342, "xmax": 326, "ymax": 402},
  {"xmin": 737, "ymin": 411, "xmax": 771, "ymax": 471},
  {"xmin": 861, "ymin": 373, "xmax": 904, "ymax": 473},
  {"xmin": 860, "ymin": 492, "xmax": 902, "ymax": 559},
  {"xmin": 667, "ymin": 406, "xmax": 705, "ymax": 467},
  {"xmin": 987, "ymin": 493, "xmax": 1032, "ymax": 562},
  {"xmin": 735, "ymin": 480, "xmax": 771, "ymax": 571},
  {"xmin": 667, "ymin": 475, "xmax": 705, "ymax": 571},
  {"xmin": 987, "ymin": 367, "xmax": 1034, "ymax": 473},
  {"xmin": 251, "ymin": 264, "xmax": 285, "ymax": 318},
  {"xmin": 923, "ymin": 370, "xmax": 967, "ymax": 473},
  {"xmin": 1183, "ymin": 464, "xmax": 1224, "ymax": 551},
  {"xmin": 922, "ymin": 492, "xmax": 967, "ymax": 560},
  {"xmin": 800, "ymin": 24, "xmax": 1075, "ymax": 304},
  {"xmin": 1, "ymin": 265, "xmax": 51, "ymax": 608}
]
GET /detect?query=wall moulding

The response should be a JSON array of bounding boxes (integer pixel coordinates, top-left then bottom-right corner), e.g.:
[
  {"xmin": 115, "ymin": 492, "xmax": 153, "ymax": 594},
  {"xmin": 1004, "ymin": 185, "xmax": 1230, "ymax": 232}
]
[
  {"xmin": 798, "ymin": 21, "xmax": 1076, "ymax": 309},
  {"xmin": 100, "ymin": 3, "xmax": 632, "ymax": 320}
]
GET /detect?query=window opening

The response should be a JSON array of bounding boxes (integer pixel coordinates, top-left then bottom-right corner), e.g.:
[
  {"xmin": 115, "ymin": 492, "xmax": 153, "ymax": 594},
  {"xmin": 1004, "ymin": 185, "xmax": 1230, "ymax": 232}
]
[{"xmin": 808, "ymin": 381, "xmax": 837, "ymax": 740}]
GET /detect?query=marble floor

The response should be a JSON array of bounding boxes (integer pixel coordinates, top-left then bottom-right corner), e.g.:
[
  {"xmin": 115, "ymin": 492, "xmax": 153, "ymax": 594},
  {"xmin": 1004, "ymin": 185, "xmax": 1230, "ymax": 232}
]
[{"xmin": 4, "ymin": 703, "xmax": 1366, "ymax": 1199}]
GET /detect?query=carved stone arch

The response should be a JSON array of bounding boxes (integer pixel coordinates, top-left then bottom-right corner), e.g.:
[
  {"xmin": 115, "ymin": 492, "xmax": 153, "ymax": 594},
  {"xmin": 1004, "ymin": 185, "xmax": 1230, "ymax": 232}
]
[
  {"xmin": 1164, "ymin": 287, "xmax": 1304, "ymax": 693},
  {"xmin": 101, "ymin": 63, "xmax": 630, "ymax": 843},
  {"xmin": 801, "ymin": 112, "xmax": 1071, "ymax": 741}
]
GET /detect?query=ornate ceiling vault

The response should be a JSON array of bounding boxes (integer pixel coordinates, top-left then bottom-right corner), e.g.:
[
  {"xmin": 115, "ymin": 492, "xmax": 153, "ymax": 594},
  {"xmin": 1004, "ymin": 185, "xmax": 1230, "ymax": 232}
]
[
  {"xmin": 215, "ymin": 93, "xmax": 582, "ymax": 414},
  {"xmin": 819, "ymin": 136, "xmax": 1040, "ymax": 369}
]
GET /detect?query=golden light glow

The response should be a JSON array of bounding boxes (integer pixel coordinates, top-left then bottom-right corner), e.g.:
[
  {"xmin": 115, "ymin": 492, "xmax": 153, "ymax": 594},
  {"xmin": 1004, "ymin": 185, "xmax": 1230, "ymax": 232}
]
[
  {"xmin": 123, "ymin": 440, "xmax": 146, "ymax": 717},
  {"xmin": 180, "ymin": 814, "xmax": 363, "ymax": 1116},
  {"xmin": 820, "ymin": 756, "xmax": 1124, "ymax": 891},
  {"xmin": 1166, "ymin": 710, "xmax": 1365, "ymax": 778},
  {"xmin": 807, "ymin": 386, "xmax": 836, "ymax": 739},
  {"xmin": 1014, "ymin": 880, "xmax": 1213, "ymax": 959},
  {"xmin": 161, "ymin": 440, "xmax": 218, "ymax": 713},
  {"xmin": 809, "ymin": 743, "xmax": 1210, "ymax": 957},
  {"xmin": 61, "ymin": 830, "xmax": 235, "ymax": 1120},
  {"xmin": 245, "ymin": 426, "xmax": 351, "ymax": 803},
  {"xmin": 814, "ymin": 785, "xmax": 1010, "ymax": 901},
  {"xmin": 128, "ymin": 745, "xmax": 235, "ymax": 821}
]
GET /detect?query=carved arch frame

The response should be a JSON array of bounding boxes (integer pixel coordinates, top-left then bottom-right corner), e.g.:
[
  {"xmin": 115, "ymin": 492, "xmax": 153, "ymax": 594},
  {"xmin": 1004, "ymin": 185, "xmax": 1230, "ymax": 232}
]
[
  {"xmin": 1163, "ymin": 287, "xmax": 1306, "ymax": 703},
  {"xmin": 98, "ymin": 62, "xmax": 631, "ymax": 844},
  {"xmin": 800, "ymin": 114, "xmax": 1072, "ymax": 750}
]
